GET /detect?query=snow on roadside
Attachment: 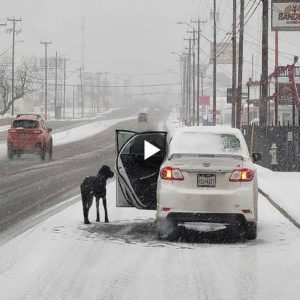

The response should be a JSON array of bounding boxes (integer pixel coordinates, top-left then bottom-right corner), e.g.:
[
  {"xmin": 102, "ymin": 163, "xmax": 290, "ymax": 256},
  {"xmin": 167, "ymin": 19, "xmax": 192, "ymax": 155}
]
[
  {"xmin": 257, "ymin": 165, "xmax": 300, "ymax": 225},
  {"xmin": 0, "ymin": 125, "xmax": 10, "ymax": 133},
  {"xmin": 52, "ymin": 107, "xmax": 120, "ymax": 122},
  {"xmin": 53, "ymin": 115, "xmax": 135, "ymax": 146}
]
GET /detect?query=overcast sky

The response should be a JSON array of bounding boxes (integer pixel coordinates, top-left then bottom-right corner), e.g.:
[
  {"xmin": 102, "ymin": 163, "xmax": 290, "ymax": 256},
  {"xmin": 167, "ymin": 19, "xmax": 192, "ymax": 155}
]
[{"xmin": 1, "ymin": 0, "xmax": 300, "ymax": 91}]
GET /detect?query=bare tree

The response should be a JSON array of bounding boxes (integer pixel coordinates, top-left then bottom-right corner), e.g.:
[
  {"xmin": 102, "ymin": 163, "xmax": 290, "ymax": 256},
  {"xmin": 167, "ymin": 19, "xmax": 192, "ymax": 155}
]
[{"xmin": 0, "ymin": 56, "xmax": 35, "ymax": 115}]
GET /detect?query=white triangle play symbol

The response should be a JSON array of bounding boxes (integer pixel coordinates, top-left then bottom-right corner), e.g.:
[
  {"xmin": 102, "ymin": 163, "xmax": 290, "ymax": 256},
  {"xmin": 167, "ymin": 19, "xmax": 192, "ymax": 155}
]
[{"xmin": 144, "ymin": 140, "xmax": 160, "ymax": 160}]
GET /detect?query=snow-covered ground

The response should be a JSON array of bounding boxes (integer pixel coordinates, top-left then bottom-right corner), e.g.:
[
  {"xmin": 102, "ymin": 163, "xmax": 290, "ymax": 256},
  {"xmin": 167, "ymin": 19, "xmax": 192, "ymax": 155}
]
[
  {"xmin": 257, "ymin": 165, "xmax": 300, "ymax": 226},
  {"xmin": 0, "ymin": 181, "xmax": 300, "ymax": 300},
  {"xmin": 0, "ymin": 125, "xmax": 10, "ymax": 133},
  {"xmin": 53, "ymin": 116, "xmax": 135, "ymax": 146}
]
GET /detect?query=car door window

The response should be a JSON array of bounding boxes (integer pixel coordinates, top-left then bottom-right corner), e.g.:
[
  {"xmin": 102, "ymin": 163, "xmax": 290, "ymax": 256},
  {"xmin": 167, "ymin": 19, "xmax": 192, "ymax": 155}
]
[{"xmin": 117, "ymin": 132, "xmax": 167, "ymax": 209}]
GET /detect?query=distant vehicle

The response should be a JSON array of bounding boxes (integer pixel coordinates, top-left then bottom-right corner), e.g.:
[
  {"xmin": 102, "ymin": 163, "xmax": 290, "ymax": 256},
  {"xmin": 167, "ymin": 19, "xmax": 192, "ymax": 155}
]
[
  {"xmin": 138, "ymin": 112, "xmax": 148, "ymax": 123},
  {"xmin": 115, "ymin": 126, "xmax": 261, "ymax": 240},
  {"xmin": 7, "ymin": 114, "xmax": 53, "ymax": 160}
]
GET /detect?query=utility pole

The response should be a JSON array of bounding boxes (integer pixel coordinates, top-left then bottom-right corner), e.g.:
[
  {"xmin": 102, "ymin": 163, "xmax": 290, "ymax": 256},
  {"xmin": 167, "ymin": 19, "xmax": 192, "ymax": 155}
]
[
  {"xmin": 72, "ymin": 84, "xmax": 75, "ymax": 118},
  {"xmin": 236, "ymin": 0, "xmax": 245, "ymax": 129},
  {"xmin": 192, "ymin": 30, "xmax": 196, "ymax": 125},
  {"xmin": 260, "ymin": 0, "xmax": 269, "ymax": 127},
  {"xmin": 191, "ymin": 18, "xmax": 207, "ymax": 126},
  {"xmin": 184, "ymin": 37, "xmax": 192, "ymax": 125},
  {"xmin": 63, "ymin": 57, "xmax": 67, "ymax": 118},
  {"xmin": 232, "ymin": 0, "xmax": 237, "ymax": 128},
  {"xmin": 7, "ymin": 17, "xmax": 22, "ymax": 116},
  {"xmin": 182, "ymin": 54, "xmax": 187, "ymax": 123},
  {"xmin": 54, "ymin": 51, "xmax": 58, "ymax": 118},
  {"xmin": 40, "ymin": 40, "xmax": 52, "ymax": 120},
  {"xmin": 213, "ymin": 0, "xmax": 217, "ymax": 126},
  {"xmin": 103, "ymin": 73, "xmax": 107, "ymax": 108},
  {"xmin": 275, "ymin": 31, "xmax": 279, "ymax": 126},
  {"xmin": 128, "ymin": 79, "xmax": 131, "ymax": 105},
  {"xmin": 96, "ymin": 73, "xmax": 101, "ymax": 112},
  {"xmin": 115, "ymin": 77, "xmax": 119, "ymax": 106},
  {"xmin": 188, "ymin": 38, "xmax": 192, "ymax": 125},
  {"xmin": 79, "ymin": 67, "xmax": 84, "ymax": 118}
]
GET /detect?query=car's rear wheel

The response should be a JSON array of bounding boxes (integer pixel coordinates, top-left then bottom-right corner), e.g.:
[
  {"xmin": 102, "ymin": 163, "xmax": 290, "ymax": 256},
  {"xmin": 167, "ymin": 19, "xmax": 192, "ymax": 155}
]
[
  {"xmin": 156, "ymin": 220, "xmax": 178, "ymax": 240},
  {"xmin": 7, "ymin": 149, "xmax": 14, "ymax": 160},
  {"xmin": 245, "ymin": 222, "xmax": 257, "ymax": 240},
  {"xmin": 49, "ymin": 141, "xmax": 53, "ymax": 160},
  {"xmin": 40, "ymin": 148, "xmax": 46, "ymax": 160}
]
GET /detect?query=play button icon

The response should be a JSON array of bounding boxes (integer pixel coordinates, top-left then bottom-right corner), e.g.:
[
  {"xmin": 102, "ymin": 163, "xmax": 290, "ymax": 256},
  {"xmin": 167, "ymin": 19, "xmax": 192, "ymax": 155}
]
[{"xmin": 144, "ymin": 140, "xmax": 161, "ymax": 160}]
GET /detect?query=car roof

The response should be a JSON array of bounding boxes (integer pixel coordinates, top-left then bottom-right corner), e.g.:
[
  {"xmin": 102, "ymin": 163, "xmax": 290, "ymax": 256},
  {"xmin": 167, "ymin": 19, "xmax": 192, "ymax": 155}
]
[
  {"xmin": 173, "ymin": 125, "xmax": 242, "ymax": 136},
  {"xmin": 169, "ymin": 126, "xmax": 249, "ymax": 158},
  {"xmin": 15, "ymin": 114, "xmax": 42, "ymax": 120}
]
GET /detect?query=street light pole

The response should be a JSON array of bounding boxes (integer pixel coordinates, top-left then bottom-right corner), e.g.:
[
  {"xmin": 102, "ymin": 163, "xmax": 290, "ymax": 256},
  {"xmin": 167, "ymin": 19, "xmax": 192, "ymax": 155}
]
[
  {"xmin": 40, "ymin": 41, "xmax": 52, "ymax": 120},
  {"xmin": 54, "ymin": 51, "xmax": 58, "ymax": 118},
  {"xmin": 232, "ymin": 0, "xmax": 237, "ymax": 128},
  {"xmin": 213, "ymin": 0, "xmax": 217, "ymax": 126},
  {"xmin": 192, "ymin": 29, "xmax": 196, "ymax": 125},
  {"xmin": 7, "ymin": 18, "xmax": 22, "ymax": 116},
  {"xmin": 191, "ymin": 18, "xmax": 207, "ymax": 126},
  {"xmin": 260, "ymin": 0, "xmax": 269, "ymax": 126}
]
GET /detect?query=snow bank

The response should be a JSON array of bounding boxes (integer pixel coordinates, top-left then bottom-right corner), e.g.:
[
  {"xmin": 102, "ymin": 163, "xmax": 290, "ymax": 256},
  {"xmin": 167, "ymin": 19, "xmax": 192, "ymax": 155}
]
[
  {"xmin": 257, "ymin": 165, "xmax": 300, "ymax": 225},
  {"xmin": 53, "ymin": 116, "xmax": 135, "ymax": 146}
]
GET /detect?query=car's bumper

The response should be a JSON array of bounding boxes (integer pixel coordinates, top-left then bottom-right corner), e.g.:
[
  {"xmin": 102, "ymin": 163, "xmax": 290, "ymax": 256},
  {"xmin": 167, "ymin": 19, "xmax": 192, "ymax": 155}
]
[
  {"xmin": 7, "ymin": 141, "xmax": 43, "ymax": 153},
  {"xmin": 157, "ymin": 184, "xmax": 257, "ymax": 223}
]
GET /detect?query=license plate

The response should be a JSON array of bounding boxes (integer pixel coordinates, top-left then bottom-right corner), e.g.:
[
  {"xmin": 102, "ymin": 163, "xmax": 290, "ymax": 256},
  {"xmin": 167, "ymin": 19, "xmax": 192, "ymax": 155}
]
[
  {"xmin": 20, "ymin": 134, "xmax": 27, "ymax": 140},
  {"xmin": 197, "ymin": 174, "xmax": 216, "ymax": 187}
]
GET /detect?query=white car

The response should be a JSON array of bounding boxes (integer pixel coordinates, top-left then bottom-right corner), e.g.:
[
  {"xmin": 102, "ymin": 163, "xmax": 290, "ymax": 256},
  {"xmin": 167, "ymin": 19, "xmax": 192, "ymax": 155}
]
[{"xmin": 115, "ymin": 127, "xmax": 261, "ymax": 240}]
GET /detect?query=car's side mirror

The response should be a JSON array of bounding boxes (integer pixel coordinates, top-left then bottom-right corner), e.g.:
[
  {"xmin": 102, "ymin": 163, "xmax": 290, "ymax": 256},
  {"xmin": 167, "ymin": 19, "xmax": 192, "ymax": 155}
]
[
  {"xmin": 252, "ymin": 152, "xmax": 262, "ymax": 163},
  {"xmin": 48, "ymin": 128, "xmax": 52, "ymax": 133}
]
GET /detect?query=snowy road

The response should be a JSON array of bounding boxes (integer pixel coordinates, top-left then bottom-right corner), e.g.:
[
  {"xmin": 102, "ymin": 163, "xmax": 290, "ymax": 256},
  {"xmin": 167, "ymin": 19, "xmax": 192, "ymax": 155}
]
[
  {"xmin": 0, "ymin": 106, "xmax": 164, "ymax": 232},
  {"xmin": 0, "ymin": 181, "xmax": 300, "ymax": 300}
]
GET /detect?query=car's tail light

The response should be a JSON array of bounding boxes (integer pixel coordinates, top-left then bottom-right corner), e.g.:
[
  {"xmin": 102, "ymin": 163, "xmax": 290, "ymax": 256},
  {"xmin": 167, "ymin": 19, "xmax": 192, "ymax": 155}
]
[
  {"xmin": 160, "ymin": 166, "xmax": 184, "ymax": 180},
  {"xmin": 162, "ymin": 207, "xmax": 170, "ymax": 212},
  {"xmin": 8, "ymin": 129, "xmax": 17, "ymax": 134},
  {"xmin": 32, "ymin": 130, "xmax": 43, "ymax": 134},
  {"xmin": 229, "ymin": 168, "xmax": 254, "ymax": 182}
]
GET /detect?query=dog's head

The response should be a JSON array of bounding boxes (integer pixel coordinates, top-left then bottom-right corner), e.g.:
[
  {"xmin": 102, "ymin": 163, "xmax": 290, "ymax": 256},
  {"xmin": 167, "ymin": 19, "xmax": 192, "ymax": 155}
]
[{"xmin": 98, "ymin": 165, "xmax": 114, "ymax": 179}]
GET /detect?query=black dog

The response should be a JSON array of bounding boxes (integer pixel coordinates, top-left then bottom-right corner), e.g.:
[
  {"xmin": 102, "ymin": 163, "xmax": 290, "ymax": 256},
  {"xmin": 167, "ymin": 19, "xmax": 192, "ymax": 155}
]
[{"xmin": 80, "ymin": 165, "xmax": 114, "ymax": 224}]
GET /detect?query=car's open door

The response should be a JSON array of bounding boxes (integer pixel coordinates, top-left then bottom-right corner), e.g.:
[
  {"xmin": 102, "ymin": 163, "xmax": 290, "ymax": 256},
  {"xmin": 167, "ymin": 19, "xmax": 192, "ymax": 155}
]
[
  {"xmin": 115, "ymin": 130, "xmax": 136, "ymax": 207},
  {"xmin": 115, "ymin": 131, "xmax": 167, "ymax": 209}
]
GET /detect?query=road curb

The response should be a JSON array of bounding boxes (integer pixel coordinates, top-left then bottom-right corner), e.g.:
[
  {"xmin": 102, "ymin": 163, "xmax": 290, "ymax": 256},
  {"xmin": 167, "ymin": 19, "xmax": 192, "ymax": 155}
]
[{"xmin": 259, "ymin": 188, "xmax": 300, "ymax": 229}]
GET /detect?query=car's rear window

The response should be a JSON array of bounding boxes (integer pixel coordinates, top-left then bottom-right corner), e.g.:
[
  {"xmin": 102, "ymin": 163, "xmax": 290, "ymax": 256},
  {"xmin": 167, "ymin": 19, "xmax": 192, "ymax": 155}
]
[
  {"xmin": 170, "ymin": 132, "xmax": 244, "ymax": 155},
  {"xmin": 12, "ymin": 120, "xmax": 39, "ymax": 129}
]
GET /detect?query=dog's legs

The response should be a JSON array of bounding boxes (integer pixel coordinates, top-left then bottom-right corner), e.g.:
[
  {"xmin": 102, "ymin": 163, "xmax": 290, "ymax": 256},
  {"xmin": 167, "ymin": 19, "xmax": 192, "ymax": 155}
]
[
  {"xmin": 84, "ymin": 194, "xmax": 93, "ymax": 224},
  {"xmin": 102, "ymin": 197, "xmax": 109, "ymax": 223},
  {"xmin": 82, "ymin": 195, "xmax": 90, "ymax": 224},
  {"xmin": 96, "ymin": 197, "xmax": 100, "ymax": 222}
]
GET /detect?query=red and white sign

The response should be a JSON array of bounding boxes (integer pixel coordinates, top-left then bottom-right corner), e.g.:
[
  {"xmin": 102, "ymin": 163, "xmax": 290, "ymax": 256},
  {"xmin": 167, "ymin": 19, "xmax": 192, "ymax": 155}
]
[{"xmin": 199, "ymin": 95, "xmax": 210, "ymax": 106}]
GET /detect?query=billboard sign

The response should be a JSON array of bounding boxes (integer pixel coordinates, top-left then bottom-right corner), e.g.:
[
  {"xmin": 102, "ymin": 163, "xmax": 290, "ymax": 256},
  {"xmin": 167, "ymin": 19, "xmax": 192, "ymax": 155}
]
[
  {"xmin": 272, "ymin": 0, "xmax": 300, "ymax": 31},
  {"xmin": 209, "ymin": 42, "xmax": 233, "ymax": 64}
]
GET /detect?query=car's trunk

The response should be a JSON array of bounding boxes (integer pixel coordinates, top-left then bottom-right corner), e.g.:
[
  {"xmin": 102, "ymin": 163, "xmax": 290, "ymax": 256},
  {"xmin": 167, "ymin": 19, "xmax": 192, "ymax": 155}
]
[{"xmin": 170, "ymin": 155, "xmax": 244, "ymax": 191}]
